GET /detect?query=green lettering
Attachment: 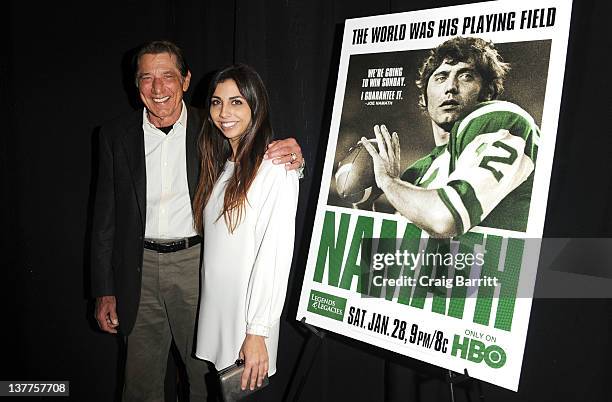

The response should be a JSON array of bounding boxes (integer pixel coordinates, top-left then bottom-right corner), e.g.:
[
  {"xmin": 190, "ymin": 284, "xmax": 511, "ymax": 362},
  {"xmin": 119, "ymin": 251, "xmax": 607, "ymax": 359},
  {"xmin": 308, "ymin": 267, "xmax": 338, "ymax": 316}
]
[
  {"xmin": 473, "ymin": 236, "xmax": 522, "ymax": 331},
  {"xmin": 339, "ymin": 215, "xmax": 374, "ymax": 294},
  {"xmin": 411, "ymin": 238, "xmax": 448, "ymax": 310},
  {"xmin": 396, "ymin": 223, "xmax": 422, "ymax": 304},
  {"xmin": 314, "ymin": 211, "xmax": 350, "ymax": 286},
  {"xmin": 369, "ymin": 219, "xmax": 398, "ymax": 298},
  {"xmin": 447, "ymin": 233, "xmax": 484, "ymax": 319}
]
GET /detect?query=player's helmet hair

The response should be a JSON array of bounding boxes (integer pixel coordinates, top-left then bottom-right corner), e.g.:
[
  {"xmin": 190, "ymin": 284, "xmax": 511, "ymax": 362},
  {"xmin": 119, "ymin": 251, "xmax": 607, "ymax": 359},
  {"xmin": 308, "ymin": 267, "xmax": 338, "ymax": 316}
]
[
  {"xmin": 134, "ymin": 40, "xmax": 190, "ymax": 86},
  {"xmin": 416, "ymin": 37, "xmax": 510, "ymax": 109}
]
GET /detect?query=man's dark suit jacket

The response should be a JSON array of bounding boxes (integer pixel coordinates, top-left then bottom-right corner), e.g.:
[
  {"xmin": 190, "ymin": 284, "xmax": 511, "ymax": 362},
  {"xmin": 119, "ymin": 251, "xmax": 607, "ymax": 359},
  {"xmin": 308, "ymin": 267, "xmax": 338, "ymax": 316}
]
[{"xmin": 91, "ymin": 106, "xmax": 203, "ymax": 335}]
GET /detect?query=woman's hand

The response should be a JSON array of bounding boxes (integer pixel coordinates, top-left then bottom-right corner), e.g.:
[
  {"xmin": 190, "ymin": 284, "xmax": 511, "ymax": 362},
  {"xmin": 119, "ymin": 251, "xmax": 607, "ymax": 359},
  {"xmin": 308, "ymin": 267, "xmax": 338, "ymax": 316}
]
[{"xmin": 239, "ymin": 334, "xmax": 269, "ymax": 390}]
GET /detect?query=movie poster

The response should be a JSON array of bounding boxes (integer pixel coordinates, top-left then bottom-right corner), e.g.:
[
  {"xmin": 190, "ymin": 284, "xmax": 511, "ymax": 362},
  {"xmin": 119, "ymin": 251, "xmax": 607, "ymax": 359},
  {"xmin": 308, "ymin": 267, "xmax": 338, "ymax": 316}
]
[{"xmin": 297, "ymin": 0, "xmax": 572, "ymax": 391}]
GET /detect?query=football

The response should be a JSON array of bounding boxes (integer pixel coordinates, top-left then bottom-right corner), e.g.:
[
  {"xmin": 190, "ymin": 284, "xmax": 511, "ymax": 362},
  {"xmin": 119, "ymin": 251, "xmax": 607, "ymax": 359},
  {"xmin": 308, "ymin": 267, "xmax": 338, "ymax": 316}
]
[{"xmin": 335, "ymin": 140, "xmax": 378, "ymax": 203}]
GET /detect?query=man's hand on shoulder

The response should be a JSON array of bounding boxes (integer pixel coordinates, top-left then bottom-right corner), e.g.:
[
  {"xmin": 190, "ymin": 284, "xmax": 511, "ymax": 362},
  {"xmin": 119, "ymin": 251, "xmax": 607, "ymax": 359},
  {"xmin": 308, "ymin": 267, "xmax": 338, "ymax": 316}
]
[
  {"xmin": 95, "ymin": 295, "xmax": 119, "ymax": 334},
  {"xmin": 264, "ymin": 138, "xmax": 305, "ymax": 172}
]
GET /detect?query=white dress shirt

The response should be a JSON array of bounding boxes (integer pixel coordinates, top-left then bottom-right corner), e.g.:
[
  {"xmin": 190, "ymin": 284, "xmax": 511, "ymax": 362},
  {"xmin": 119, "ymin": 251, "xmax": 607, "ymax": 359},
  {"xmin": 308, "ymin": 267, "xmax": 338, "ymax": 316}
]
[
  {"xmin": 195, "ymin": 159, "xmax": 299, "ymax": 375},
  {"xmin": 143, "ymin": 102, "xmax": 197, "ymax": 239}
]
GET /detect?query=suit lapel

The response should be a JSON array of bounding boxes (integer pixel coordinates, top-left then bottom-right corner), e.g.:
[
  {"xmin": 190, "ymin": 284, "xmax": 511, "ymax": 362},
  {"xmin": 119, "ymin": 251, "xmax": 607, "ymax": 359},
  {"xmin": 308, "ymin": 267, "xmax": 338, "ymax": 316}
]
[
  {"xmin": 118, "ymin": 106, "xmax": 200, "ymax": 228},
  {"xmin": 121, "ymin": 111, "xmax": 147, "ymax": 227},
  {"xmin": 186, "ymin": 106, "xmax": 202, "ymax": 203}
]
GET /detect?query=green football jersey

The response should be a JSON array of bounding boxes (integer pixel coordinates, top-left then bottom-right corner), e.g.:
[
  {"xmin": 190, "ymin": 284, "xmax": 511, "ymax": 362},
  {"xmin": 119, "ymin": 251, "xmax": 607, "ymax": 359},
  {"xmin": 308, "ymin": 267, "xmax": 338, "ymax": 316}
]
[{"xmin": 401, "ymin": 101, "xmax": 540, "ymax": 234}]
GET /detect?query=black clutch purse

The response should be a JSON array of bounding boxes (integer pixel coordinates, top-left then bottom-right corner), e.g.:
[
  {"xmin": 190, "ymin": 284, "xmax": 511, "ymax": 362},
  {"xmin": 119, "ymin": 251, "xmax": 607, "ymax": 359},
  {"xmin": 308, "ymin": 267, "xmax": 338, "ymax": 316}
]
[{"xmin": 218, "ymin": 359, "xmax": 269, "ymax": 402}]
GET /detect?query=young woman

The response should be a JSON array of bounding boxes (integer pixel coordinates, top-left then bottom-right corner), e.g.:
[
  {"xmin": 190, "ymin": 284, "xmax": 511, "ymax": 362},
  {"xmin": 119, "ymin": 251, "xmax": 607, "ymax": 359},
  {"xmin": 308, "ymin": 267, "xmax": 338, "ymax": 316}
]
[{"xmin": 193, "ymin": 64, "xmax": 299, "ymax": 391}]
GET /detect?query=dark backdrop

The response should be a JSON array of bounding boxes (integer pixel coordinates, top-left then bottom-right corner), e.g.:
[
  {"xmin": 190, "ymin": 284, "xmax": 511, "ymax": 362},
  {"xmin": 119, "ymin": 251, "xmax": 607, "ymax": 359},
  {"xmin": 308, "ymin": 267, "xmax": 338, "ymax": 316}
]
[{"xmin": 2, "ymin": 1, "xmax": 612, "ymax": 401}]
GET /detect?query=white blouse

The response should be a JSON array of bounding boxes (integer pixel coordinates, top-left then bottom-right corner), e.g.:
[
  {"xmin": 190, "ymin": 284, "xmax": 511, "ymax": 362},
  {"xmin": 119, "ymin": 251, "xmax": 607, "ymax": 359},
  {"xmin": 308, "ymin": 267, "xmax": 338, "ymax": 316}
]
[{"xmin": 195, "ymin": 159, "xmax": 299, "ymax": 375}]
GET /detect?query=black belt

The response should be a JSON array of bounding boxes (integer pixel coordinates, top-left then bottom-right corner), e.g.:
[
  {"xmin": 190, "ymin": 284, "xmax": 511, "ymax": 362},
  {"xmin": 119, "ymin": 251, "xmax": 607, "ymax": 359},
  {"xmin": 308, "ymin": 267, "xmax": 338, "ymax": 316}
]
[{"xmin": 143, "ymin": 235, "xmax": 202, "ymax": 253}]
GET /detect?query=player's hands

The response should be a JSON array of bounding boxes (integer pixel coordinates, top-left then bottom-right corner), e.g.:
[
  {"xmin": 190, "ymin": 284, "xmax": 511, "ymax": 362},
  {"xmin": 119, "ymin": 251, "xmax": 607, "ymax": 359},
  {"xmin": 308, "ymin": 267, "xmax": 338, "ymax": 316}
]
[
  {"xmin": 361, "ymin": 124, "xmax": 401, "ymax": 189},
  {"xmin": 95, "ymin": 295, "xmax": 119, "ymax": 334},
  {"xmin": 239, "ymin": 334, "xmax": 269, "ymax": 391},
  {"xmin": 264, "ymin": 138, "xmax": 304, "ymax": 171}
]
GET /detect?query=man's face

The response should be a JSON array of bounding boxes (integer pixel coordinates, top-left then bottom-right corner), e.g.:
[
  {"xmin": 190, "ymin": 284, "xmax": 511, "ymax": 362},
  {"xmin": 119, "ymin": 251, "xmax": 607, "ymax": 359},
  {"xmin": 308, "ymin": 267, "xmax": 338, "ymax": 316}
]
[
  {"xmin": 426, "ymin": 59, "xmax": 485, "ymax": 131},
  {"xmin": 137, "ymin": 52, "xmax": 191, "ymax": 127}
]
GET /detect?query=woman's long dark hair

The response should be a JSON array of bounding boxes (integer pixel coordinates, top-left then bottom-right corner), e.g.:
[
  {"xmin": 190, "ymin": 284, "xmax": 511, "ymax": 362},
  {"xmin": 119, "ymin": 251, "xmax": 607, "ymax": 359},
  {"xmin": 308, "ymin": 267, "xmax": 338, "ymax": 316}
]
[{"xmin": 193, "ymin": 64, "xmax": 273, "ymax": 233}]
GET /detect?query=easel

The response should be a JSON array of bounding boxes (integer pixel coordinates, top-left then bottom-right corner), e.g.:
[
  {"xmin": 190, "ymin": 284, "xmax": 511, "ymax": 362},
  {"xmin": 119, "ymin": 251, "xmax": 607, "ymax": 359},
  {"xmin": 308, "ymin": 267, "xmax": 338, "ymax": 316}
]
[
  {"xmin": 446, "ymin": 369, "xmax": 485, "ymax": 402},
  {"xmin": 286, "ymin": 318, "xmax": 485, "ymax": 402},
  {"xmin": 283, "ymin": 318, "xmax": 327, "ymax": 402}
]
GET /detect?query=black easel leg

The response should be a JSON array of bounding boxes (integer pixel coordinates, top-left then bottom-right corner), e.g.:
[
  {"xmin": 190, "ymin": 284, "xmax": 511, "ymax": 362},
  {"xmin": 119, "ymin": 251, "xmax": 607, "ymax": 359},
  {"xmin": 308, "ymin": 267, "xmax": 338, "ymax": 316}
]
[
  {"xmin": 446, "ymin": 369, "xmax": 485, "ymax": 402},
  {"xmin": 283, "ymin": 318, "xmax": 326, "ymax": 402},
  {"xmin": 448, "ymin": 370, "xmax": 457, "ymax": 402}
]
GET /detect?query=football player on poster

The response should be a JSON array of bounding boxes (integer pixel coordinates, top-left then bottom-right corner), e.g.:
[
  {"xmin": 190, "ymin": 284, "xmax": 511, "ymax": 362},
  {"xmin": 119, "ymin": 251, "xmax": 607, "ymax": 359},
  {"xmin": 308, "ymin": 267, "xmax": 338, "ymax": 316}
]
[{"xmin": 357, "ymin": 37, "xmax": 540, "ymax": 237}]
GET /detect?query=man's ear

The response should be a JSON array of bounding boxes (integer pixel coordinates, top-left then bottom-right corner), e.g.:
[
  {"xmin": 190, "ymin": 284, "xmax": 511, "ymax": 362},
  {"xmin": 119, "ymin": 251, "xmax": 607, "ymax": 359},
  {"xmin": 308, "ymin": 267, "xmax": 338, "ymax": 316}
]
[{"xmin": 182, "ymin": 70, "xmax": 192, "ymax": 92}]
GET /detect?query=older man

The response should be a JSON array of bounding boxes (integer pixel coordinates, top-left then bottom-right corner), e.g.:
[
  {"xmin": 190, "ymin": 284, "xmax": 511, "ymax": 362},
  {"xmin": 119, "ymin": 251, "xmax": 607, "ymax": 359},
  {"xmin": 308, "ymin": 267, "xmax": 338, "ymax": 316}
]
[{"xmin": 91, "ymin": 40, "xmax": 304, "ymax": 401}]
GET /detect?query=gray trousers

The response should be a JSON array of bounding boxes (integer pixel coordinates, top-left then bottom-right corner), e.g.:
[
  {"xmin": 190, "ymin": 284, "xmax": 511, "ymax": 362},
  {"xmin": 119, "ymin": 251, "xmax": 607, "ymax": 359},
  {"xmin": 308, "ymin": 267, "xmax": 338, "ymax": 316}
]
[{"xmin": 123, "ymin": 245, "xmax": 209, "ymax": 402}]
